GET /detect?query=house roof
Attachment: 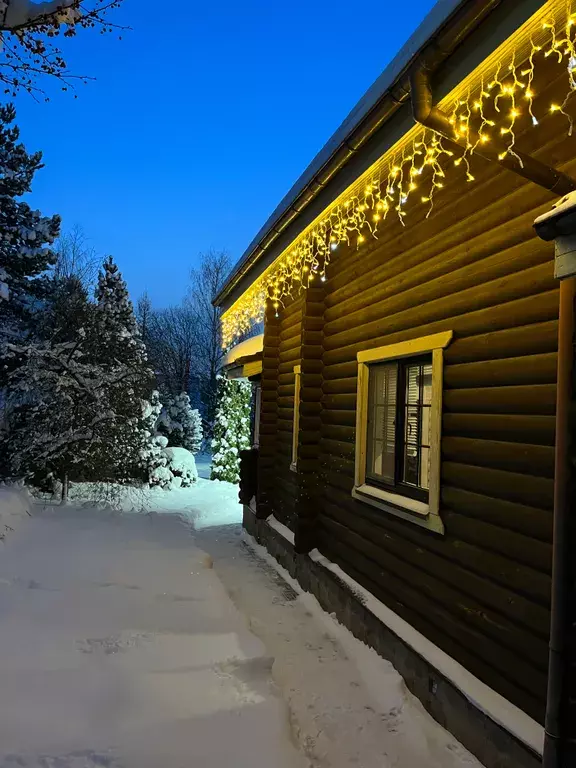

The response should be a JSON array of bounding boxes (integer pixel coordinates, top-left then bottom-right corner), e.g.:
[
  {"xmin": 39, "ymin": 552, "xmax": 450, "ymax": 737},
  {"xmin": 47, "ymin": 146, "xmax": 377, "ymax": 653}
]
[{"xmin": 214, "ymin": 0, "xmax": 514, "ymax": 309}]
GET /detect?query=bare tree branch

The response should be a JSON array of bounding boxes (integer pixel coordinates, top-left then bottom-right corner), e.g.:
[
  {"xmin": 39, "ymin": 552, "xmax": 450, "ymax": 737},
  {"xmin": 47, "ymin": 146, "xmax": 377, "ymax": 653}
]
[{"xmin": 0, "ymin": 0, "xmax": 127, "ymax": 96}]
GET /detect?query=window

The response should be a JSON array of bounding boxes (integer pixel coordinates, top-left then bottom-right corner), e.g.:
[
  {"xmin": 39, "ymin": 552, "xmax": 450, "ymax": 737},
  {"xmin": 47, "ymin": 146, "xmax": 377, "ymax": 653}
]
[
  {"xmin": 354, "ymin": 332, "xmax": 453, "ymax": 533},
  {"xmin": 290, "ymin": 365, "xmax": 301, "ymax": 472}
]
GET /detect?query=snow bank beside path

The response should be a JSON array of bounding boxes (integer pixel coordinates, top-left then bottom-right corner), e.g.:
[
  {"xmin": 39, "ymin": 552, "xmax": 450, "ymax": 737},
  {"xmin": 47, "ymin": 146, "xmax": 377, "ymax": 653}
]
[
  {"xmin": 205, "ymin": 529, "xmax": 484, "ymax": 768},
  {"xmin": 0, "ymin": 486, "xmax": 32, "ymax": 540},
  {"xmin": 52, "ymin": 477, "xmax": 242, "ymax": 530}
]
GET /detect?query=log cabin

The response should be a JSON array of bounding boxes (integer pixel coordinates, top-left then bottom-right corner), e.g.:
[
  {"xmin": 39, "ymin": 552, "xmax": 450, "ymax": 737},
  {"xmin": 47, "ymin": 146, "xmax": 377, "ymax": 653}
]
[{"xmin": 214, "ymin": 2, "xmax": 576, "ymax": 766}]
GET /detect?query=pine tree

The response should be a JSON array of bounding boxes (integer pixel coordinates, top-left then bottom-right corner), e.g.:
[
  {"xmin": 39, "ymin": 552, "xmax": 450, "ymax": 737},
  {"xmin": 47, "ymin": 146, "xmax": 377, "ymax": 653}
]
[
  {"xmin": 140, "ymin": 390, "xmax": 174, "ymax": 489},
  {"xmin": 0, "ymin": 104, "xmax": 60, "ymax": 341},
  {"xmin": 157, "ymin": 392, "xmax": 203, "ymax": 454},
  {"xmin": 90, "ymin": 256, "xmax": 156, "ymax": 482},
  {"xmin": 210, "ymin": 376, "xmax": 251, "ymax": 483},
  {"xmin": 2, "ymin": 324, "xmax": 121, "ymax": 496}
]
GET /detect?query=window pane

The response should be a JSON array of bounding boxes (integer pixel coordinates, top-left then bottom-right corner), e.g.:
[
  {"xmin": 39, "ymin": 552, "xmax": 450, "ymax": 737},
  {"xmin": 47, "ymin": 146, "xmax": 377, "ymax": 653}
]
[
  {"xmin": 402, "ymin": 362, "xmax": 433, "ymax": 490},
  {"xmin": 367, "ymin": 363, "xmax": 397, "ymax": 483}
]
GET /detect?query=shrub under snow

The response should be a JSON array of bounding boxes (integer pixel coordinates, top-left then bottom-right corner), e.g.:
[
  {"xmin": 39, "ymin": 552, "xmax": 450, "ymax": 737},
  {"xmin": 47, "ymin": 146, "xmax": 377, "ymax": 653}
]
[
  {"xmin": 148, "ymin": 443, "xmax": 197, "ymax": 490},
  {"xmin": 211, "ymin": 376, "xmax": 251, "ymax": 483},
  {"xmin": 164, "ymin": 447, "xmax": 198, "ymax": 488}
]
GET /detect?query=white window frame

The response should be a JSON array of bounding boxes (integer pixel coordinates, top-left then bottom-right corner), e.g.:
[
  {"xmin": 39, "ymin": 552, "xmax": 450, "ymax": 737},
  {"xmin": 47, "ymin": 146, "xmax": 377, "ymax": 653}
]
[
  {"xmin": 290, "ymin": 364, "xmax": 301, "ymax": 472},
  {"xmin": 353, "ymin": 331, "xmax": 453, "ymax": 534}
]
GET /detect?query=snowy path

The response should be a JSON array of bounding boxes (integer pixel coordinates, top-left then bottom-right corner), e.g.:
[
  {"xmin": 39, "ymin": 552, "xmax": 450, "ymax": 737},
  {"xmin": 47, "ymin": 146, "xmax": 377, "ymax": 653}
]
[
  {"xmin": 0, "ymin": 494, "xmax": 483, "ymax": 768},
  {"xmin": 0, "ymin": 506, "xmax": 307, "ymax": 768}
]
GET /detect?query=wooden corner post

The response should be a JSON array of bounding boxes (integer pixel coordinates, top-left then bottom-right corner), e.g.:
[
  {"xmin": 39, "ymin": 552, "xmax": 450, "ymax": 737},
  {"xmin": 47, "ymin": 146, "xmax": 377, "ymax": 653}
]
[
  {"xmin": 294, "ymin": 285, "xmax": 325, "ymax": 553},
  {"xmin": 256, "ymin": 303, "xmax": 280, "ymax": 520}
]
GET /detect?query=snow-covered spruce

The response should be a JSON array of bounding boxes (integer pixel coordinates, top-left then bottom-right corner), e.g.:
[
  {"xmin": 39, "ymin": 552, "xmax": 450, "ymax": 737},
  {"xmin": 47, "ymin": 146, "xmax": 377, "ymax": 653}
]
[
  {"xmin": 157, "ymin": 392, "xmax": 203, "ymax": 454},
  {"xmin": 211, "ymin": 376, "xmax": 251, "ymax": 483},
  {"xmin": 90, "ymin": 256, "xmax": 157, "ymax": 484},
  {"xmin": 0, "ymin": 103, "xmax": 60, "ymax": 344}
]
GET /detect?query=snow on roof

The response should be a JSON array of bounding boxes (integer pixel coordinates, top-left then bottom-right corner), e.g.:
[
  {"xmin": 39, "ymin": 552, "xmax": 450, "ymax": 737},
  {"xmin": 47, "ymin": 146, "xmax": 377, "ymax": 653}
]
[{"xmin": 223, "ymin": 333, "xmax": 264, "ymax": 367}]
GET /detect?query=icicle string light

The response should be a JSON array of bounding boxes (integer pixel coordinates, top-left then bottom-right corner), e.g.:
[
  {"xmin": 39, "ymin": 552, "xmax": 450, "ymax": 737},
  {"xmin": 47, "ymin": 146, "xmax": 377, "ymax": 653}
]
[{"xmin": 221, "ymin": 0, "xmax": 576, "ymax": 348}]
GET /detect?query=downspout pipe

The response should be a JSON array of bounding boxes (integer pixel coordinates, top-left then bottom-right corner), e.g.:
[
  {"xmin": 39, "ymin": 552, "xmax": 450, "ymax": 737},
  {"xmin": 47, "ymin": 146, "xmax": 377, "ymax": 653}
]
[
  {"xmin": 410, "ymin": 65, "xmax": 576, "ymax": 195},
  {"xmin": 542, "ymin": 276, "xmax": 575, "ymax": 767}
]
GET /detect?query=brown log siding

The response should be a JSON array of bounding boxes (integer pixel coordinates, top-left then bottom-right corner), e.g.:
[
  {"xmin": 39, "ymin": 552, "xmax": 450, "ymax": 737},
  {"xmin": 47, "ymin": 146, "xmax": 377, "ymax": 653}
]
[{"xmin": 254, "ymin": 62, "xmax": 576, "ymax": 723}]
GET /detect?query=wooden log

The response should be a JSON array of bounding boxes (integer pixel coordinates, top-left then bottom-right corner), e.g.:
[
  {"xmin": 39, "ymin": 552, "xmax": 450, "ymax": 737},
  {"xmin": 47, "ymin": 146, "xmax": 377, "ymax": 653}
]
[
  {"xmin": 278, "ymin": 333, "xmax": 301, "ymax": 356},
  {"xmin": 279, "ymin": 298, "xmax": 303, "ymax": 321},
  {"xmin": 325, "ymin": 220, "xmax": 548, "ymax": 321},
  {"xmin": 441, "ymin": 436, "xmax": 556, "ymax": 480},
  {"xmin": 443, "ymin": 413, "xmax": 556, "ymax": 446},
  {"xmin": 278, "ymin": 372, "xmax": 295, "ymax": 386},
  {"xmin": 321, "ymin": 393, "xmax": 357, "ymax": 410},
  {"xmin": 299, "ymin": 430, "xmax": 321, "ymax": 445},
  {"xmin": 444, "ymin": 320, "xmax": 559, "ymax": 364},
  {"xmin": 303, "ymin": 301, "xmax": 324, "ymax": 316},
  {"xmin": 278, "ymin": 359, "xmax": 299, "ymax": 375},
  {"xmin": 318, "ymin": 455, "xmax": 355, "ymax": 477},
  {"xmin": 318, "ymin": 520, "xmax": 548, "ymax": 702},
  {"xmin": 299, "ymin": 415, "xmax": 322, "ymax": 432},
  {"xmin": 260, "ymin": 411, "xmax": 278, "ymax": 424},
  {"xmin": 324, "ymin": 123, "xmax": 568, "ymax": 306},
  {"xmin": 444, "ymin": 353, "xmax": 557, "ymax": 388},
  {"xmin": 322, "ymin": 485, "xmax": 551, "ymax": 603},
  {"xmin": 299, "ymin": 444, "xmax": 320, "ymax": 460},
  {"xmin": 443, "ymin": 384, "xmax": 557, "ymax": 415},
  {"xmin": 320, "ymin": 409, "xmax": 357, "ymax": 427},
  {"xmin": 319, "ymin": 438, "xmax": 355, "ymax": 460},
  {"xmin": 321, "ymin": 503, "xmax": 550, "ymax": 637},
  {"xmin": 320, "ymin": 424, "xmax": 356, "ymax": 443},
  {"xmin": 277, "ymin": 396, "xmax": 295, "ymax": 409},
  {"xmin": 301, "ymin": 401, "xmax": 322, "ymax": 416},
  {"xmin": 443, "ymin": 511, "xmax": 552, "ymax": 573},
  {"xmin": 278, "ymin": 321, "xmax": 302, "ymax": 343},
  {"xmin": 322, "ymin": 361, "xmax": 358, "ymax": 380},
  {"xmin": 441, "ymin": 485, "xmax": 552, "ymax": 543},
  {"xmin": 300, "ymin": 330, "xmax": 323, "ymax": 346},
  {"xmin": 317, "ymin": 532, "xmax": 545, "ymax": 722},
  {"xmin": 441, "ymin": 461, "xmax": 554, "ymax": 511},
  {"xmin": 300, "ymin": 386, "xmax": 323, "ymax": 402},
  {"xmin": 324, "ymin": 238, "xmax": 549, "ymax": 336},
  {"xmin": 322, "ymin": 377, "xmax": 358, "ymax": 395},
  {"xmin": 320, "ymin": 514, "xmax": 549, "ymax": 664},
  {"xmin": 323, "ymin": 261, "xmax": 554, "ymax": 352},
  {"xmin": 300, "ymin": 359, "xmax": 324, "ymax": 375},
  {"xmin": 301, "ymin": 344, "xmax": 323, "ymax": 361},
  {"xmin": 322, "ymin": 289, "xmax": 559, "ymax": 367},
  {"xmin": 301, "ymin": 316, "xmax": 324, "ymax": 332},
  {"xmin": 279, "ymin": 348, "xmax": 301, "ymax": 365},
  {"xmin": 319, "ymin": 468, "xmax": 354, "ymax": 491}
]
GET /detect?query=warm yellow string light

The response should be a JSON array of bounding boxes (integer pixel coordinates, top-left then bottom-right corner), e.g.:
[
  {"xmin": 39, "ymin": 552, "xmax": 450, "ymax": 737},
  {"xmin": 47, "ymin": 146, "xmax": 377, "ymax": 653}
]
[{"xmin": 221, "ymin": 0, "xmax": 576, "ymax": 348}]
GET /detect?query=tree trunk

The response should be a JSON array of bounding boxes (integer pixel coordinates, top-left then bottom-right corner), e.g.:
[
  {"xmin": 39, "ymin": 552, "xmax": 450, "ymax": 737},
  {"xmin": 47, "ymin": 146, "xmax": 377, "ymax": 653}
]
[{"xmin": 60, "ymin": 473, "xmax": 68, "ymax": 505}]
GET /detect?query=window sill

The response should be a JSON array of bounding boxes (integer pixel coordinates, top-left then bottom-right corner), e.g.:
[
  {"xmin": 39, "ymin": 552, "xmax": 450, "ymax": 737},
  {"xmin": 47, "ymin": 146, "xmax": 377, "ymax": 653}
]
[{"xmin": 352, "ymin": 484, "xmax": 444, "ymax": 534}]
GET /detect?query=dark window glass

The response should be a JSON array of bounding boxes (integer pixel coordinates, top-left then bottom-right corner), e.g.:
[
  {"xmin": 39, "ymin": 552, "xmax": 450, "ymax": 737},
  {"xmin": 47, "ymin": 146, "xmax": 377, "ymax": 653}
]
[{"xmin": 366, "ymin": 356, "xmax": 432, "ymax": 501}]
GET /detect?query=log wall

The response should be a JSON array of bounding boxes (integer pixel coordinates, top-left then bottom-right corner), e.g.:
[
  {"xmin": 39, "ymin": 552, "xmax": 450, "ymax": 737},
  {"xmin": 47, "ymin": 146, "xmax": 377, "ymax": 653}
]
[
  {"xmin": 258, "ymin": 295, "xmax": 303, "ymax": 530},
  {"xmin": 254, "ymin": 61, "xmax": 576, "ymax": 723}
]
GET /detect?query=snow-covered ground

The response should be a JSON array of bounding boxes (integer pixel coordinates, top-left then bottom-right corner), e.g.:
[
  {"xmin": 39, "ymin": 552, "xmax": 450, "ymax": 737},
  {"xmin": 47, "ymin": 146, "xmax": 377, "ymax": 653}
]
[
  {"xmin": 195, "ymin": 451, "xmax": 213, "ymax": 480},
  {"xmin": 0, "ymin": 505, "xmax": 304, "ymax": 768},
  {"xmin": 0, "ymin": 486, "xmax": 32, "ymax": 540},
  {"xmin": 0, "ymin": 482, "xmax": 484, "ymax": 767}
]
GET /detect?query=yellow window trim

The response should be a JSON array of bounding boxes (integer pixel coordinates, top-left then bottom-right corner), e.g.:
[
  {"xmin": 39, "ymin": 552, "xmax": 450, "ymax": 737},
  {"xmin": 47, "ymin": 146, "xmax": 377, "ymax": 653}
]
[
  {"xmin": 290, "ymin": 364, "xmax": 301, "ymax": 472},
  {"xmin": 354, "ymin": 331, "xmax": 453, "ymax": 534}
]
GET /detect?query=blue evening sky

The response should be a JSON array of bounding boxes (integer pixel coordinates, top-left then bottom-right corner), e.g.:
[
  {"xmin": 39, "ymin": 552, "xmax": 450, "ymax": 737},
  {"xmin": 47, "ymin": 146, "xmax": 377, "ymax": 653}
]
[{"xmin": 12, "ymin": 0, "xmax": 437, "ymax": 307}]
